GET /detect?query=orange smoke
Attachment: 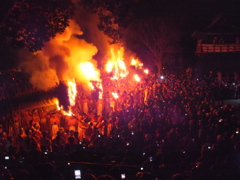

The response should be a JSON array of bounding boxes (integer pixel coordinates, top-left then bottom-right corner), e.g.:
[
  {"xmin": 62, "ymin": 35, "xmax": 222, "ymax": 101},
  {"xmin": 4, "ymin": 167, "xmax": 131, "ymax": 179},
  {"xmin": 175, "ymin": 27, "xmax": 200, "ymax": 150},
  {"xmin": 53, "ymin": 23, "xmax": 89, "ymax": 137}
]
[{"xmin": 20, "ymin": 20, "xmax": 98, "ymax": 92}]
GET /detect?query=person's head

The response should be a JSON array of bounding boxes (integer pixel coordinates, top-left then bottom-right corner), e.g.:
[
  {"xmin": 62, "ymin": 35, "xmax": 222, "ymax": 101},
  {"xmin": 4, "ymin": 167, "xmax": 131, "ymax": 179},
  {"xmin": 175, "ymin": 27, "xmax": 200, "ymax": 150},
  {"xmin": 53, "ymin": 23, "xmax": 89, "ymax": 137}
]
[
  {"xmin": 68, "ymin": 136, "xmax": 75, "ymax": 144},
  {"xmin": 136, "ymin": 172, "xmax": 152, "ymax": 180},
  {"xmin": 74, "ymin": 131, "xmax": 79, "ymax": 137},
  {"xmin": 82, "ymin": 173, "xmax": 97, "ymax": 180},
  {"xmin": 42, "ymin": 131, "xmax": 48, "ymax": 137},
  {"xmin": 97, "ymin": 174, "xmax": 115, "ymax": 180},
  {"xmin": 25, "ymin": 129, "xmax": 32, "ymax": 136},
  {"xmin": 172, "ymin": 173, "xmax": 184, "ymax": 180},
  {"xmin": 13, "ymin": 169, "xmax": 31, "ymax": 180}
]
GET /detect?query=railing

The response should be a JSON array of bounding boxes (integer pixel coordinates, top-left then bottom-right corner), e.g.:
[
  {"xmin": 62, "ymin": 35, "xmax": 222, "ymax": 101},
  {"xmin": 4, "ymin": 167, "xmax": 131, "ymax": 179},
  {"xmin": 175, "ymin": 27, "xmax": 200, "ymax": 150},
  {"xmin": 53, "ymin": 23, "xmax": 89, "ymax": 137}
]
[{"xmin": 196, "ymin": 44, "xmax": 240, "ymax": 53}]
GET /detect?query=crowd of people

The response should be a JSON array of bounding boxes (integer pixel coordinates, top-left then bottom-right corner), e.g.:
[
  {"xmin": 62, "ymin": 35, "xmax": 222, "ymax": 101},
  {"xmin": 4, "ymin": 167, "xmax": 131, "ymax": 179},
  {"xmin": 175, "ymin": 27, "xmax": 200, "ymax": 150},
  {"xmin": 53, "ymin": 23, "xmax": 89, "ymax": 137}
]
[{"xmin": 1, "ymin": 68, "xmax": 240, "ymax": 180}]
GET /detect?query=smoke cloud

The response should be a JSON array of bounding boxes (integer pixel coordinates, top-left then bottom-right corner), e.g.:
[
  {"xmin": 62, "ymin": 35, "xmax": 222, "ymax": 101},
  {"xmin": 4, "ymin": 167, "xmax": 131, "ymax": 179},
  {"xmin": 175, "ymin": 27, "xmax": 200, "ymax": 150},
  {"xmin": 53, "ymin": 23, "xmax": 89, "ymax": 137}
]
[
  {"xmin": 19, "ymin": 3, "xmax": 142, "ymax": 93},
  {"xmin": 20, "ymin": 20, "xmax": 98, "ymax": 91}
]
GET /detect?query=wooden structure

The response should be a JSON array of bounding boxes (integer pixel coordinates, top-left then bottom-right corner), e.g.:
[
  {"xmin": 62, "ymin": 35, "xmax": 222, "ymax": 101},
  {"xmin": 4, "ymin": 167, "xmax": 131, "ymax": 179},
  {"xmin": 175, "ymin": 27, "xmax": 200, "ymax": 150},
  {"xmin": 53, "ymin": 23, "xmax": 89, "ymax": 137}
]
[
  {"xmin": 192, "ymin": 13, "xmax": 240, "ymax": 74},
  {"xmin": 193, "ymin": 13, "xmax": 240, "ymax": 54},
  {"xmin": 197, "ymin": 43, "xmax": 240, "ymax": 53}
]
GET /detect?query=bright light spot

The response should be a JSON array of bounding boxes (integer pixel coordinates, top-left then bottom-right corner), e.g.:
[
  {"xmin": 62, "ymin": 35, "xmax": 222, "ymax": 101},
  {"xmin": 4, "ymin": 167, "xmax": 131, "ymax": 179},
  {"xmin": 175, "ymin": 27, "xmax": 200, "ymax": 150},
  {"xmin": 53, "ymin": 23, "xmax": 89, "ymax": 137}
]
[
  {"xmin": 144, "ymin": 69, "xmax": 149, "ymax": 74},
  {"xmin": 68, "ymin": 79, "xmax": 77, "ymax": 106},
  {"xmin": 112, "ymin": 92, "xmax": 119, "ymax": 99},
  {"xmin": 134, "ymin": 74, "xmax": 141, "ymax": 82},
  {"xmin": 79, "ymin": 62, "xmax": 100, "ymax": 81}
]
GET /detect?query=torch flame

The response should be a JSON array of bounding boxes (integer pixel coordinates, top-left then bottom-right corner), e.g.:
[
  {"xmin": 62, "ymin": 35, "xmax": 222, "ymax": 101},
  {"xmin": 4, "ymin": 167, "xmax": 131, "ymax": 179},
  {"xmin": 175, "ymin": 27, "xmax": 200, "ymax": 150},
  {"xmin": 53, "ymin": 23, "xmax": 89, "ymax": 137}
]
[
  {"xmin": 131, "ymin": 58, "xmax": 143, "ymax": 69},
  {"xmin": 134, "ymin": 74, "xmax": 141, "ymax": 82},
  {"xmin": 144, "ymin": 69, "xmax": 149, "ymax": 74},
  {"xmin": 112, "ymin": 92, "xmax": 119, "ymax": 99},
  {"xmin": 68, "ymin": 79, "xmax": 77, "ymax": 107},
  {"xmin": 131, "ymin": 58, "xmax": 137, "ymax": 66}
]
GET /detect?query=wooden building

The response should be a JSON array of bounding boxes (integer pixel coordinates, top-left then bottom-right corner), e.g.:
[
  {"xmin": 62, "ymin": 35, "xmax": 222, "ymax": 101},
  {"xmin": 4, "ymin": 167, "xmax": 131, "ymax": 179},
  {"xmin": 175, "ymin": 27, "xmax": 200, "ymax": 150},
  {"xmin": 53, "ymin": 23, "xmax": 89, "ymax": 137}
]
[{"xmin": 192, "ymin": 13, "xmax": 240, "ymax": 75}]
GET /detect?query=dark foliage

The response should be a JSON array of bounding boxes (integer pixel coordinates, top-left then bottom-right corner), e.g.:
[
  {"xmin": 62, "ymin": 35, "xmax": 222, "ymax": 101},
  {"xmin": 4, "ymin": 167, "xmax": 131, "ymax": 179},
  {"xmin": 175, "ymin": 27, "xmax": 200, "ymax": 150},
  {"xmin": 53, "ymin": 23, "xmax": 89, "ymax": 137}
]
[{"xmin": 0, "ymin": 0, "xmax": 75, "ymax": 52}]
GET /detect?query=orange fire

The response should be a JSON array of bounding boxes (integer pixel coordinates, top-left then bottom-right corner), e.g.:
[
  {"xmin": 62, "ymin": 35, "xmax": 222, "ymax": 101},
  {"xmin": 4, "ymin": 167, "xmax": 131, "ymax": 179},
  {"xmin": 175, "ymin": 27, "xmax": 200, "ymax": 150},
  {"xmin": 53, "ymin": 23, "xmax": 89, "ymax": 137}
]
[
  {"xmin": 134, "ymin": 74, "xmax": 141, "ymax": 82},
  {"xmin": 105, "ymin": 46, "xmax": 129, "ymax": 80},
  {"xmin": 54, "ymin": 97, "xmax": 73, "ymax": 116},
  {"xmin": 79, "ymin": 62, "xmax": 100, "ymax": 81},
  {"xmin": 106, "ymin": 61, "xmax": 114, "ymax": 73},
  {"xmin": 79, "ymin": 61, "xmax": 103, "ymax": 99},
  {"xmin": 68, "ymin": 79, "xmax": 77, "ymax": 106},
  {"xmin": 131, "ymin": 58, "xmax": 143, "ymax": 69},
  {"xmin": 112, "ymin": 92, "xmax": 119, "ymax": 99},
  {"xmin": 143, "ymin": 69, "xmax": 149, "ymax": 74},
  {"xmin": 54, "ymin": 98, "xmax": 61, "ymax": 111}
]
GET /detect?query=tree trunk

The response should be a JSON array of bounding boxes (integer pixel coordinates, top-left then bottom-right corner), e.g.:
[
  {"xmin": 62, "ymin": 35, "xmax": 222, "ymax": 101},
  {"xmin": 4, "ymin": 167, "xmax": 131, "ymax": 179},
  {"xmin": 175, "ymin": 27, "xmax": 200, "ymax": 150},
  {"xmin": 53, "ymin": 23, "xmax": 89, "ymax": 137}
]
[{"xmin": 156, "ymin": 61, "xmax": 162, "ymax": 76}]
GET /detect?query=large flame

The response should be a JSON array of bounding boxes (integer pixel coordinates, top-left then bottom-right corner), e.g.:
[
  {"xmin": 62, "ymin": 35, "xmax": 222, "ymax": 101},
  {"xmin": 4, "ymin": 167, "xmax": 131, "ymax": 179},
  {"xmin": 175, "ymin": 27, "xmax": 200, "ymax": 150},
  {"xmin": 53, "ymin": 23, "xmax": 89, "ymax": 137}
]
[
  {"xmin": 79, "ymin": 61, "xmax": 103, "ymax": 99},
  {"xmin": 105, "ymin": 46, "xmax": 129, "ymax": 80},
  {"xmin": 131, "ymin": 58, "xmax": 143, "ymax": 69},
  {"xmin": 68, "ymin": 79, "xmax": 77, "ymax": 106},
  {"xmin": 19, "ymin": 18, "xmax": 147, "ymax": 115}
]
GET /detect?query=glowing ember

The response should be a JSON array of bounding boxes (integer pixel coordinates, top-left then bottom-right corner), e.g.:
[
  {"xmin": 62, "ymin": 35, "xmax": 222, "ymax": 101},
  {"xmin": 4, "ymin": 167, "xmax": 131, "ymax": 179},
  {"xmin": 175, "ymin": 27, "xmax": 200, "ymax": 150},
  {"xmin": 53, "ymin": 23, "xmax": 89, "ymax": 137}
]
[
  {"xmin": 144, "ymin": 69, "xmax": 149, "ymax": 74},
  {"xmin": 134, "ymin": 74, "xmax": 141, "ymax": 82},
  {"xmin": 112, "ymin": 92, "xmax": 119, "ymax": 99}
]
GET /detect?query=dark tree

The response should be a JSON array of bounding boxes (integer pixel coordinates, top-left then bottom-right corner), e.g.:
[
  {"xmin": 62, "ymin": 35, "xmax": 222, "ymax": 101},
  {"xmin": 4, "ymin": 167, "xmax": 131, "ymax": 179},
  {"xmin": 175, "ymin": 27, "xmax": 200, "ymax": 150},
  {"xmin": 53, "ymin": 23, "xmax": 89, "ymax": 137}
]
[
  {"xmin": 80, "ymin": 0, "xmax": 186, "ymax": 73},
  {"xmin": 79, "ymin": 0, "xmax": 136, "ymax": 44},
  {"xmin": 0, "ymin": 0, "xmax": 75, "ymax": 52},
  {"xmin": 79, "ymin": 0, "xmax": 240, "ymax": 73},
  {"xmin": 127, "ymin": 16, "xmax": 184, "ymax": 75}
]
